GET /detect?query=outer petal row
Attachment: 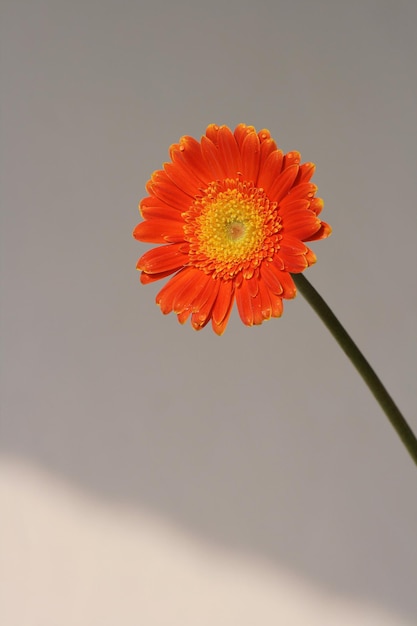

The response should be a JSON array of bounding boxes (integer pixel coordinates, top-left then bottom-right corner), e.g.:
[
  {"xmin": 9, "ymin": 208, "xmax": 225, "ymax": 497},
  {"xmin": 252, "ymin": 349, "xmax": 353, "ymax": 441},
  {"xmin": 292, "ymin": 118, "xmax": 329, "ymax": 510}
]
[
  {"xmin": 152, "ymin": 264, "xmax": 293, "ymax": 334},
  {"xmin": 137, "ymin": 242, "xmax": 189, "ymax": 274},
  {"xmin": 235, "ymin": 276, "xmax": 284, "ymax": 326},
  {"xmin": 133, "ymin": 219, "xmax": 185, "ymax": 243}
]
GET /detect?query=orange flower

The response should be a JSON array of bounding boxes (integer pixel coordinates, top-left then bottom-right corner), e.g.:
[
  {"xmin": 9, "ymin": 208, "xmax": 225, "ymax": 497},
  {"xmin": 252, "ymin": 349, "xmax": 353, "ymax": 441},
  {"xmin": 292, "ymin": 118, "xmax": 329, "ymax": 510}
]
[{"xmin": 133, "ymin": 124, "xmax": 331, "ymax": 335}]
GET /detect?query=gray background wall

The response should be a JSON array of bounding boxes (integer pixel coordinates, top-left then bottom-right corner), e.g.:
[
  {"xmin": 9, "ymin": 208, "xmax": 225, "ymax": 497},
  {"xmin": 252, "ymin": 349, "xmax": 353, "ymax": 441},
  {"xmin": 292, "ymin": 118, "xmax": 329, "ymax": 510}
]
[{"xmin": 1, "ymin": 0, "xmax": 416, "ymax": 624}]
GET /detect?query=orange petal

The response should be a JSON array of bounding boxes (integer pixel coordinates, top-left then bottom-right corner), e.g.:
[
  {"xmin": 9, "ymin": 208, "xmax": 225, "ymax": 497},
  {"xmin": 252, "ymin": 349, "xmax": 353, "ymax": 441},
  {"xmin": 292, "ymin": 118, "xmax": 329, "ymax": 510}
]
[
  {"xmin": 236, "ymin": 280, "xmax": 254, "ymax": 326},
  {"xmin": 170, "ymin": 136, "xmax": 213, "ymax": 186},
  {"xmin": 245, "ymin": 275, "xmax": 259, "ymax": 298},
  {"xmin": 275, "ymin": 270, "xmax": 296, "ymax": 299},
  {"xmin": 212, "ymin": 279, "xmax": 234, "ymax": 326},
  {"xmin": 282, "ymin": 213, "xmax": 321, "ymax": 240},
  {"xmin": 234, "ymin": 124, "xmax": 256, "ymax": 150},
  {"xmin": 217, "ymin": 125, "xmax": 241, "ymax": 177},
  {"xmin": 191, "ymin": 275, "xmax": 218, "ymax": 310},
  {"xmin": 304, "ymin": 220, "xmax": 332, "ymax": 241},
  {"xmin": 191, "ymin": 278, "xmax": 221, "ymax": 329},
  {"xmin": 257, "ymin": 129, "xmax": 273, "ymax": 144},
  {"xmin": 212, "ymin": 294, "xmax": 234, "ymax": 335},
  {"xmin": 156, "ymin": 268, "xmax": 196, "ymax": 314},
  {"xmin": 177, "ymin": 308, "xmax": 192, "ymax": 325},
  {"xmin": 140, "ymin": 206, "xmax": 183, "ymax": 221},
  {"xmin": 205, "ymin": 124, "xmax": 220, "ymax": 146},
  {"xmin": 279, "ymin": 236, "xmax": 308, "ymax": 255},
  {"xmin": 295, "ymin": 162, "xmax": 316, "ymax": 184},
  {"xmin": 282, "ymin": 182, "xmax": 318, "ymax": 204},
  {"xmin": 283, "ymin": 151, "xmax": 301, "ymax": 168},
  {"xmin": 280, "ymin": 252, "xmax": 308, "ymax": 273},
  {"xmin": 201, "ymin": 136, "xmax": 225, "ymax": 180},
  {"xmin": 147, "ymin": 171, "xmax": 191, "ymax": 212},
  {"xmin": 257, "ymin": 149, "xmax": 284, "ymax": 191},
  {"xmin": 251, "ymin": 289, "xmax": 264, "ymax": 325},
  {"xmin": 140, "ymin": 196, "xmax": 184, "ymax": 221},
  {"xmin": 233, "ymin": 270, "xmax": 244, "ymax": 288},
  {"xmin": 133, "ymin": 219, "xmax": 185, "ymax": 243},
  {"xmin": 263, "ymin": 261, "xmax": 297, "ymax": 298},
  {"xmin": 259, "ymin": 276, "xmax": 278, "ymax": 320},
  {"xmin": 260, "ymin": 264, "xmax": 284, "ymax": 295},
  {"xmin": 257, "ymin": 277, "xmax": 272, "ymax": 320},
  {"xmin": 191, "ymin": 313, "xmax": 211, "ymax": 330},
  {"xmin": 140, "ymin": 269, "xmax": 175, "ymax": 284},
  {"xmin": 279, "ymin": 198, "xmax": 311, "ymax": 218},
  {"xmin": 268, "ymin": 163, "xmax": 299, "ymax": 203},
  {"xmin": 309, "ymin": 197, "xmax": 324, "ymax": 216},
  {"xmin": 173, "ymin": 269, "xmax": 211, "ymax": 313},
  {"xmin": 164, "ymin": 161, "xmax": 202, "ymax": 198},
  {"xmin": 271, "ymin": 252, "xmax": 285, "ymax": 270},
  {"xmin": 305, "ymin": 248, "xmax": 317, "ymax": 266},
  {"xmin": 242, "ymin": 264, "xmax": 256, "ymax": 280},
  {"xmin": 256, "ymin": 137, "xmax": 278, "ymax": 184},
  {"xmin": 241, "ymin": 130, "xmax": 260, "ymax": 184},
  {"xmin": 138, "ymin": 243, "xmax": 188, "ymax": 274},
  {"xmin": 269, "ymin": 291, "xmax": 284, "ymax": 317}
]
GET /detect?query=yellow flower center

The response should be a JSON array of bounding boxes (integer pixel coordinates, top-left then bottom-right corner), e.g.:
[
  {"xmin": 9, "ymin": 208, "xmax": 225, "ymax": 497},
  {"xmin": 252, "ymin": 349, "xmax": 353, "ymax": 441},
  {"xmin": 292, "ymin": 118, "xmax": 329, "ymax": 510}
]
[{"xmin": 183, "ymin": 179, "xmax": 281, "ymax": 279}]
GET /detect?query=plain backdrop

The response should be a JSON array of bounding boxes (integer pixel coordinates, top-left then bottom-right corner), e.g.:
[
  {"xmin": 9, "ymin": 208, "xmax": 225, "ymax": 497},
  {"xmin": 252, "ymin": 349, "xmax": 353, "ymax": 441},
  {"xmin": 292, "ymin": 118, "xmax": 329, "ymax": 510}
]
[{"xmin": 1, "ymin": 0, "xmax": 417, "ymax": 624}]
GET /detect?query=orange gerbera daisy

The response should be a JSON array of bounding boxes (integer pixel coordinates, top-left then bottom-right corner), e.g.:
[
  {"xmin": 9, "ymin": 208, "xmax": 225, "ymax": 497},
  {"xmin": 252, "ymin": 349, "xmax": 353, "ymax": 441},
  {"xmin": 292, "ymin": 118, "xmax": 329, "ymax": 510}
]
[{"xmin": 133, "ymin": 124, "xmax": 331, "ymax": 335}]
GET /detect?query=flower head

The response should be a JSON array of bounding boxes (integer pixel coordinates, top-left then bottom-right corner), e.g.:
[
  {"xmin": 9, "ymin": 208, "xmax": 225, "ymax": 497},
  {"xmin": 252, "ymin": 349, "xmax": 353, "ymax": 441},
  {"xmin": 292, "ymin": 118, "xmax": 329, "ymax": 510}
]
[{"xmin": 133, "ymin": 124, "xmax": 331, "ymax": 334}]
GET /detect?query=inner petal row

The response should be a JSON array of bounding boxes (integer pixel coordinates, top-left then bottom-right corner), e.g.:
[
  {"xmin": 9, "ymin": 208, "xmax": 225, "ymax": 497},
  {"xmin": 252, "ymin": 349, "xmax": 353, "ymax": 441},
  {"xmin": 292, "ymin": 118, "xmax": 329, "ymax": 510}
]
[{"xmin": 183, "ymin": 179, "xmax": 281, "ymax": 279}]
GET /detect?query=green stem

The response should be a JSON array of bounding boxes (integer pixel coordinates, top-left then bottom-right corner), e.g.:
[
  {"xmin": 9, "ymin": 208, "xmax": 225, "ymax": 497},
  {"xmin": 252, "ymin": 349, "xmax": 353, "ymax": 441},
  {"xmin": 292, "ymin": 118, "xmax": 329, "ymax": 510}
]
[{"xmin": 293, "ymin": 273, "xmax": 417, "ymax": 467}]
